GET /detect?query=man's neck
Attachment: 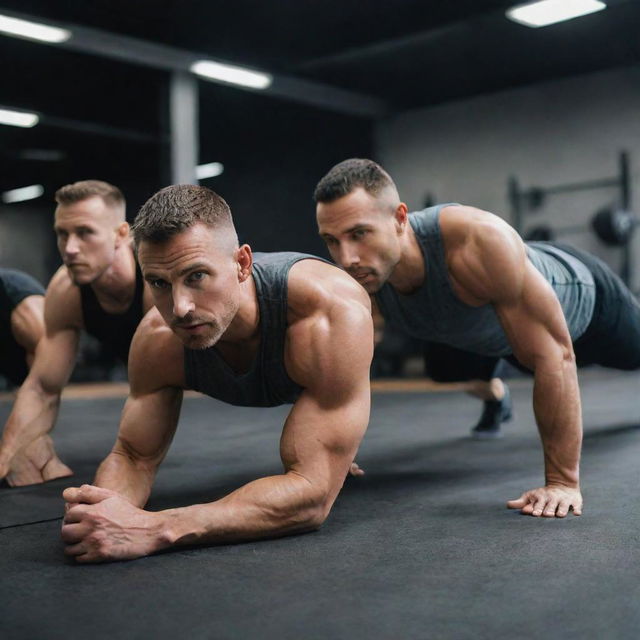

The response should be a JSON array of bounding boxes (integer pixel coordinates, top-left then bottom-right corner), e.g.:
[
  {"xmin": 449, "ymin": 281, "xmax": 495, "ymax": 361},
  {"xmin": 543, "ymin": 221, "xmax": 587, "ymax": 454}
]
[
  {"xmin": 387, "ymin": 224, "xmax": 426, "ymax": 295},
  {"xmin": 90, "ymin": 244, "xmax": 137, "ymax": 310},
  {"xmin": 218, "ymin": 275, "xmax": 260, "ymax": 347}
]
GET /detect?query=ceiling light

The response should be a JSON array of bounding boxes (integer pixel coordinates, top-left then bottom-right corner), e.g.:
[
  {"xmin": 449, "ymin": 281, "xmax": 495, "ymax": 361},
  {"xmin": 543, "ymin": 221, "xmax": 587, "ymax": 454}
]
[
  {"xmin": 196, "ymin": 162, "xmax": 224, "ymax": 180},
  {"xmin": 0, "ymin": 108, "xmax": 39, "ymax": 128},
  {"xmin": 2, "ymin": 184, "xmax": 44, "ymax": 204},
  {"xmin": 0, "ymin": 14, "xmax": 71, "ymax": 43},
  {"xmin": 506, "ymin": 0, "xmax": 606, "ymax": 28},
  {"xmin": 191, "ymin": 60, "xmax": 272, "ymax": 90}
]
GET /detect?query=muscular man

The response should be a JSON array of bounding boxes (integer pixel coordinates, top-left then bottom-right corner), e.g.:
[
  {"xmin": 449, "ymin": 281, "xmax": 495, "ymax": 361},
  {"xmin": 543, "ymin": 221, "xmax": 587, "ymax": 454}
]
[
  {"xmin": 0, "ymin": 180, "xmax": 154, "ymax": 486},
  {"xmin": 314, "ymin": 158, "xmax": 640, "ymax": 518},
  {"xmin": 61, "ymin": 184, "xmax": 372, "ymax": 563},
  {"xmin": 0, "ymin": 268, "xmax": 45, "ymax": 387}
]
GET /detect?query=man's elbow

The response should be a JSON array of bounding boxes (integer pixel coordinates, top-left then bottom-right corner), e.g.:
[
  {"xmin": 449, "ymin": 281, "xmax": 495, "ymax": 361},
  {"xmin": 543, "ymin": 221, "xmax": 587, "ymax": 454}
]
[{"xmin": 280, "ymin": 474, "xmax": 336, "ymax": 532}]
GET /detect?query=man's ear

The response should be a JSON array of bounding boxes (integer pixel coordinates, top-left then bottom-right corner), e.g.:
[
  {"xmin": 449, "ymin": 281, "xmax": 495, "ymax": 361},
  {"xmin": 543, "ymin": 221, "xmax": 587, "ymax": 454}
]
[
  {"xmin": 115, "ymin": 221, "xmax": 130, "ymax": 247},
  {"xmin": 394, "ymin": 203, "xmax": 409, "ymax": 233},
  {"xmin": 236, "ymin": 244, "xmax": 253, "ymax": 282}
]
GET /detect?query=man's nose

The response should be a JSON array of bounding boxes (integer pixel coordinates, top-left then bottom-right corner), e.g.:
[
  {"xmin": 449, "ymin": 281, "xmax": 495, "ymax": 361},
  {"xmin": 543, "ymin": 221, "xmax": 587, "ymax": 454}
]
[
  {"xmin": 337, "ymin": 242, "xmax": 359, "ymax": 269},
  {"xmin": 64, "ymin": 235, "xmax": 80, "ymax": 255},
  {"xmin": 172, "ymin": 287, "xmax": 195, "ymax": 318}
]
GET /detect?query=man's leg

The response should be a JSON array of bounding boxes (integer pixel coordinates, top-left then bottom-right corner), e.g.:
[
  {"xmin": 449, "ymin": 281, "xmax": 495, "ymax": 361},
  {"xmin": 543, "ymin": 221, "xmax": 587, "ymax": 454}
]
[{"xmin": 423, "ymin": 342, "xmax": 512, "ymax": 438}]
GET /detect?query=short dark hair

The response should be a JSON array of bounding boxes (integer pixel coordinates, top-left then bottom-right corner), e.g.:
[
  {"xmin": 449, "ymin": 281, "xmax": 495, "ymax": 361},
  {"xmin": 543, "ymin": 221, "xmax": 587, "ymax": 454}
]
[
  {"xmin": 313, "ymin": 158, "xmax": 396, "ymax": 203},
  {"xmin": 131, "ymin": 184, "xmax": 236, "ymax": 246},
  {"xmin": 55, "ymin": 180, "xmax": 125, "ymax": 210}
]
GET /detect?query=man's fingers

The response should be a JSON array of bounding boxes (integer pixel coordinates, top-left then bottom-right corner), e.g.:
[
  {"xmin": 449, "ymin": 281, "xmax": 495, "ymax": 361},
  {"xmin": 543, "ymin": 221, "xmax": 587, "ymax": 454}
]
[
  {"xmin": 572, "ymin": 502, "xmax": 583, "ymax": 516},
  {"xmin": 63, "ymin": 504, "xmax": 90, "ymax": 523},
  {"xmin": 555, "ymin": 500, "xmax": 571, "ymax": 518},
  {"xmin": 542, "ymin": 499, "xmax": 559, "ymax": 517},
  {"xmin": 42, "ymin": 457, "xmax": 73, "ymax": 482},
  {"xmin": 506, "ymin": 495, "xmax": 528, "ymax": 509},
  {"xmin": 63, "ymin": 541, "xmax": 88, "ymax": 557},
  {"xmin": 63, "ymin": 484, "xmax": 112, "ymax": 504},
  {"xmin": 530, "ymin": 496, "xmax": 547, "ymax": 517},
  {"xmin": 349, "ymin": 462, "xmax": 365, "ymax": 477},
  {"xmin": 61, "ymin": 523, "xmax": 89, "ymax": 544}
]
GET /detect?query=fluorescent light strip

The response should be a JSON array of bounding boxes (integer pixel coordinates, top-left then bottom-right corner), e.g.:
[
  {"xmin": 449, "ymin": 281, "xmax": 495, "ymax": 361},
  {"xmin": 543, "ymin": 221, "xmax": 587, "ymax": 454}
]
[
  {"xmin": 2, "ymin": 184, "xmax": 44, "ymax": 204},
  {"xmin": 506, "ymin": 0, "xmax": 606, "ymax": 28},
  {"xmin": 196, "ymin": 162, "xmax": 224, "ymax": 180},
  {"xmin": 0, "ymin": 108, "xmax": 39, "ymax": 128},
  {"xmin": 0, "ymin": 14, "xmax": 71, "ymax": 43},
  {"xmin": 191, "ymin": 60, "xmax": 272, "ymax": 90}
]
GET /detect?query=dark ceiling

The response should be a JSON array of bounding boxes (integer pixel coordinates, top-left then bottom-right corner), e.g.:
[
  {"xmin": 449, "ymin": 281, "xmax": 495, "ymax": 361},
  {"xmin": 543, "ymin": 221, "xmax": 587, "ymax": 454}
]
[{"xmin": 0, "ymin": 0, "xmax": 638, "ymax": 209}]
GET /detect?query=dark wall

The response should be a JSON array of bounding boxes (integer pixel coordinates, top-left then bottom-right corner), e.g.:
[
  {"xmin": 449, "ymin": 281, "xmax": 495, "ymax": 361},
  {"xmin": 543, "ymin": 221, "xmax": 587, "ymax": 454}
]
[{"xmin": 196, "ymin": 82, "xmax": 373, "ymax": 257}]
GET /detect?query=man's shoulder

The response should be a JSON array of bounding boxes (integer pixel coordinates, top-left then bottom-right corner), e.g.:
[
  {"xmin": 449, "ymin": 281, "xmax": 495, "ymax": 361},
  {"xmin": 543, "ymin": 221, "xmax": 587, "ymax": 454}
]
[
  {"xmin": 43, "ymin": 267, "xmax": 83, "ymax": 329},
  {"xmin": 287, "ymin": 258, "xmax": 370, "ymax": 321}
]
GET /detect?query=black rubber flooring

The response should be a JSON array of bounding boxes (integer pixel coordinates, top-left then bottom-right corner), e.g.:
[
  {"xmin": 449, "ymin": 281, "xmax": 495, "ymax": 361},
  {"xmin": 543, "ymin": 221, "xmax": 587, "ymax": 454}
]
[{"xmin": 2, "ymin": 368, "xmax": 639, "ymax": 639}]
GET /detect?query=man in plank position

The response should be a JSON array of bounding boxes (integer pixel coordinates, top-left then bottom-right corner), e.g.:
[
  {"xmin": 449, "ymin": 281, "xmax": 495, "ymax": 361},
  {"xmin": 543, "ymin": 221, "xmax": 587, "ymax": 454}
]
[
  {"xmin": 61, "ymin": 184, "xmax": 372, "ymax": 563},
  {"xmin": 315, "ymin": 158, "xmax": 640, "ymax": 518},
  {"xmin": 0, "ymin": 180, "xmax": 154, "ymax": 486}
]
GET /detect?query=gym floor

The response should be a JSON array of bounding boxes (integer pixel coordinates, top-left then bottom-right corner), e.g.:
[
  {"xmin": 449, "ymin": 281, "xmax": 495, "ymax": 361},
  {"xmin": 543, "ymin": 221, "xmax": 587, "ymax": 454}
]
[{"xmin": 2, "ymin": 367, "xmax": 639, "ymax": 639}]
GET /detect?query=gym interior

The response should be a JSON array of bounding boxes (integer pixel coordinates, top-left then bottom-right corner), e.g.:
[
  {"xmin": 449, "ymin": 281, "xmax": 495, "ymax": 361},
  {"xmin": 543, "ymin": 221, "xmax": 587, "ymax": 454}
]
[{"xmin": 1, "ymin": 2, "xmax": 639, "ymax": 638}]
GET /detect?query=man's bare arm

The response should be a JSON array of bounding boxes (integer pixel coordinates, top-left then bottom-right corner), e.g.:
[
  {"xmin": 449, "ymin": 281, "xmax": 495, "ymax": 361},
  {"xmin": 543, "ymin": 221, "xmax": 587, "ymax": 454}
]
[
  {"xmin": 445, "ymin": 206, "xmax": 583, "ymax": 517},
  {"xmin": 61, "ymin": 271, "xmax": 373, "ymax": 562},
  {"xmin": 0, "ymin": 270, "xmax": 81, "ymax": 485},
  {"xmin": 90, "ymin": 312, "xmax": 185, "ymax": 506},
  {"xmin": 11, "ymin": 294, "xmax": 45, "ymax": 368}
]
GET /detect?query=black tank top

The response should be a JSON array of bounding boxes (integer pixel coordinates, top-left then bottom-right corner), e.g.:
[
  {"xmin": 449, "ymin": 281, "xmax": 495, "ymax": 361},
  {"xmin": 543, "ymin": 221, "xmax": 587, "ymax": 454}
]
[
  {"xmin": 184, "ymin": 252, "xmax": 325, "ymax": 407},
  {"xmin": 0, "ymin": 268, "xmax": 45, "ymax": 386},
  {"xmin": 79, "ymin": 259, "xmax": 145, "ymax": 362}
]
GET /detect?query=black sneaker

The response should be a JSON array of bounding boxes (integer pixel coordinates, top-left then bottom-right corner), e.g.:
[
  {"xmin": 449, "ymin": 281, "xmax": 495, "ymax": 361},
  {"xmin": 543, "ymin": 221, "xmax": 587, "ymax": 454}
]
[{"xmin": 470, "ymin": 384, "xmax": 513, "ymax": 439}]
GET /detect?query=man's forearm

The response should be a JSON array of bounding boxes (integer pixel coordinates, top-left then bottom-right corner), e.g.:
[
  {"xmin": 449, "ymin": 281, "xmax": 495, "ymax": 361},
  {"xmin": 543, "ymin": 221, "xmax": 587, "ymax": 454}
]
[
  {"xmin": 532, "ymin": 358, "xmax": 582, "ymax": 487},
  {"xmin": 0, "ymin": 382, "xmax": 60, "ymax": 461},
  {"xmin": 94, "ymin": 450, "xmax": 157, "ymax": 507},
  {"xmin": 157, "ymin": 472, "xmax": 329, "ymax": 550}
]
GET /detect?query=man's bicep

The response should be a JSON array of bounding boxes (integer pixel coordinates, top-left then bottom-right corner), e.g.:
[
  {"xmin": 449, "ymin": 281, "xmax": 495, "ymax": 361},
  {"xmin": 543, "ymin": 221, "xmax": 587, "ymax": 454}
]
[{"xmin": 282, "ymin": 303, "xmax": 372, "ymax": 482}]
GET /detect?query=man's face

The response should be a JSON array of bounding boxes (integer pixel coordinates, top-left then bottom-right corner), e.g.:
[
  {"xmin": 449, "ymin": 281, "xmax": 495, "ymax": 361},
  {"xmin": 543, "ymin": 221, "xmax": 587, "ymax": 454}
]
[
  {"xmin": 138, "ymin": 223, "xmax": 242, "ymax": 350},
  {"xmin": 54, "ymin": 196, "xmax": 122, "ymax": 285},
  {"xmin": 316, "ymin": 187, "xmax": 403, "ymax": 294}
]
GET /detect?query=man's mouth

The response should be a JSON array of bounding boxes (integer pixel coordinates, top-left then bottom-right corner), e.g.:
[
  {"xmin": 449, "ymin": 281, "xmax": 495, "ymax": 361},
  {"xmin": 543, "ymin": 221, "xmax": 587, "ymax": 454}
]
[
  {"xmin": 175, "ymin": 322, "xmax": 208, "ymax": 333},
  {"xmin": 350, "ymin": 270, "xmax": 374, "ymax": 281}
]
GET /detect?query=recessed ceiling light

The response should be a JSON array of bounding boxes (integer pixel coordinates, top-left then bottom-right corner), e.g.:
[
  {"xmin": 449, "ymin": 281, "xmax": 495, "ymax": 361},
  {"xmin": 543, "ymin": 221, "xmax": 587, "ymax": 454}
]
[
  {"xmin": 191, "ymin": 60, "xmax": 272, "ymax": 90},
  {"xmin": 2, "ymin": 184, "xmax": 44, "ymax": 204},
  {"xmin": 0, "ymin": 14, "xmax": 71, "ymax": 43},
  {"xmin": 0, "ymin": 108, "xmax": 39, "ymax": 128},
  {"xmin": 506, "ymin": 0, "xmax": 606, "ymax": 28},
  {"xmin": 196, "ymin": 162, "xmax": 224, "ymax": 180}
]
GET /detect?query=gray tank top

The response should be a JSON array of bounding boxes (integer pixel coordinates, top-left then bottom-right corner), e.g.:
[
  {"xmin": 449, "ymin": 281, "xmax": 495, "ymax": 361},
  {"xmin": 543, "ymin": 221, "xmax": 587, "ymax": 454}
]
[
  {"xmin": 375, "ymin": 205, "xmax": 596, "ymax": 357},
  {"xmin": 184, "ymin": 252, "xmax": 321, "ymax": 407}
]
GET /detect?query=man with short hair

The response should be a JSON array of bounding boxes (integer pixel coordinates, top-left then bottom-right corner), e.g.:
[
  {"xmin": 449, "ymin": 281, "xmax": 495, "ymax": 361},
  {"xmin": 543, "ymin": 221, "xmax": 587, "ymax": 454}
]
[
  {"xmin": 0, "ymin": 180, "xmax": 154, "ymax": 486},
  {"xmin": 314, "ymin": 158, "xmax": 640, "ymax": 519},
  {"xmin": 60, "ymin": 184, "xmax": 372, "ymax": 563}
]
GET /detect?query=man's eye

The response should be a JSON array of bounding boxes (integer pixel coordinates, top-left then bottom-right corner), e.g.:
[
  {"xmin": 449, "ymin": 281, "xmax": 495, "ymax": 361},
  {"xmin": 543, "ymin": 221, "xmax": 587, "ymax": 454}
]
[
  {"xmin": 151, "ymin": 280, "xmax": 168, "ymax": 289},
  {"xmin": 352, "ymin": 229, "xmax": 367, "ymax": 239},
  {"xmin": 324, "ymin": 237, "xmax": 337, "ymax": 246},
  {"xmin": 188, "ymin": 272, "xmax": 205, "ymax": 283}
]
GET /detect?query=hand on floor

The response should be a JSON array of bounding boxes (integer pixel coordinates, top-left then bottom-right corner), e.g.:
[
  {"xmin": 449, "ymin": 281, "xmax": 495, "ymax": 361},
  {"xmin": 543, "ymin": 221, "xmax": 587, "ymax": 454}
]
[
  {"xmin": 507, "ymin": 484, "xmax": 582, "ymax": 518},
  {"xmin": 62, "ymin": 484, "xmax": 165, "ymax": 563},
  {"xmin": 0, "ymin": 435, "xmax": 72, "ymax": 487}
]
